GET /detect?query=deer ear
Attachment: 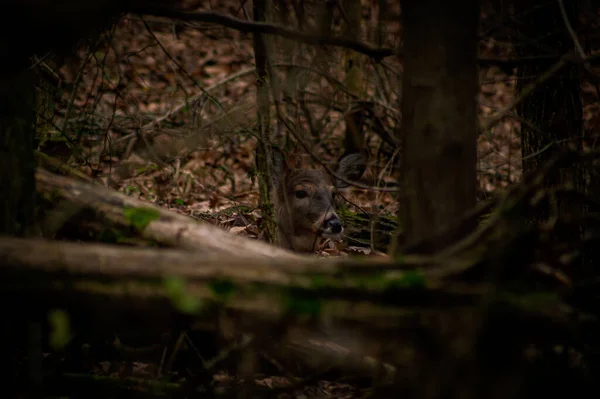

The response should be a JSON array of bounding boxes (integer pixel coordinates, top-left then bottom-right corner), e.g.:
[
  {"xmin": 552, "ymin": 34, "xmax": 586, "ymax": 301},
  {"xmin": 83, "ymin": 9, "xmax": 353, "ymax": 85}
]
[{"xmin": 334, "ymin": 150, "xmax": 368, "ymax": 188}]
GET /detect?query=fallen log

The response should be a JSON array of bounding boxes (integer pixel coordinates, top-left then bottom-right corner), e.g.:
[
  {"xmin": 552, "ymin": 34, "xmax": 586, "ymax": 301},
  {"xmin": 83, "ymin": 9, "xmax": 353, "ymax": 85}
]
[
  {"xmin": 0, "ymin": 236, "xmax": 583, "ymax": 389},
  {"xmin": 0, "ymin": 236, "xmax": 484, "ymax": 325},
  {"xmin": 0, "ymin": 236, "xmax": 574, "ymax": 331},
  {"xmin": 35, "ymin": 167, "xmax": 300, "ymax": 260},
  {"xmin": 0, "ymin": 236, "xmax": 466, "ymax": 379},
  {"xmin": 35, "ymin": 166, "xmax": 491, "ymax": 281},
  {"xmin": 341, "ymin": 210, "xmax": 397, "ymax": 252}
]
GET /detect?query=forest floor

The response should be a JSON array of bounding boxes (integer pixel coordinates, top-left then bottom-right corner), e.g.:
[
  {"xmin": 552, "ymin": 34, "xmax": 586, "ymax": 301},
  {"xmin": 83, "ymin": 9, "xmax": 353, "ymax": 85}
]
[
  {"xmin": 47, "ymin": 0, "xmax": 526, "ymax": 249},
  {"xmin": 38, "ymin": 0, "xmax": 600, "ymax": 396}
]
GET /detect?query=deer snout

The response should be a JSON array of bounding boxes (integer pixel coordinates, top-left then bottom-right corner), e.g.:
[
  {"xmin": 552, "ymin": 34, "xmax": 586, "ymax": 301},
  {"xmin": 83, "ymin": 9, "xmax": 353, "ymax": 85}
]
[
  {"xmin": 327, "ymin": 218, "xmax": 343, "ymax": 234},
  {"xmin": 322, "ymin": 215, "xmax": 343, "ymax": 238}
]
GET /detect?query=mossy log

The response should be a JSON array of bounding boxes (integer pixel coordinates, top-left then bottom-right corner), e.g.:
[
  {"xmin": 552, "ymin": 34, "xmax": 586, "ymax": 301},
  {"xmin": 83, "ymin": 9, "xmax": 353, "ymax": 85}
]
[{"xmin": 35, "ymin": 167, "xmax": 301, "ymax": 260}]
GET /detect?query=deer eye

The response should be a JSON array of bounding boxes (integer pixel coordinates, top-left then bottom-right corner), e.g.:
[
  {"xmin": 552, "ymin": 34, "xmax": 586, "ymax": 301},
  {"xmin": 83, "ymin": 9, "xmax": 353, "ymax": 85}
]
[{"xmin": 295, "ymin": 190, "xmax": 308, "ymax": 199}]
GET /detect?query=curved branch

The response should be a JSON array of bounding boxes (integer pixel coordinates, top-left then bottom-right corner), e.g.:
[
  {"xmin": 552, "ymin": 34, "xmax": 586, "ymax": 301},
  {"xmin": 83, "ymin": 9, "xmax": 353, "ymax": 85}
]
[{"xmin": 131, "ymin": 6, "xmax": 396, "ymax": 60}]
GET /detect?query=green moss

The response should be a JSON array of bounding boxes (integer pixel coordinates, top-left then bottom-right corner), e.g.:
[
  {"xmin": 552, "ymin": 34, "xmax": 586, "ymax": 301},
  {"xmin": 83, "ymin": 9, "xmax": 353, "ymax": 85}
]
[
  {"xmin": 48, "ymin": 309, "xmax": 72, "ymax": 350},
  {"xmin": 123, "ymin": 207, "xmax": 160, "ymax": 230},
  {"xmin": 282, "ymin": 289, "xmax": 322, "ymax": 317},
  {"xmin": 98, "ymin": 227, "xmax": 123, "ymax": 243},
  {"xmin": 497, "ymin": 291, "xmax": 560, "ymax": 310},
  {"xmin": 337, "ymin": 209, "xmax": 398, "ymax": 251},
  {"xmin": 209, "ymin": 278, "xmax": 237, "ymax": 302},
  {"xmin": 307, "ymin": 274, "xmax": 328, "ymax": 289},
  {"xmin": 387, "ymin": 271, "xmax": 426, "ymax": 289},
  {"xmin": 352, "ymin": 270, "xmax": 426, "ymax": 292},
  {"xmin": 163, "ymin": 277, "xmax": 203, "ymax": 314}
]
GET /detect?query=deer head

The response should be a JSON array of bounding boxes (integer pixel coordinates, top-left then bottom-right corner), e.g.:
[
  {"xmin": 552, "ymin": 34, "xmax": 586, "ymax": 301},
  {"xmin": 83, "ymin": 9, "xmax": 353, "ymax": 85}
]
[{"xmin": 270, "ymin": 148, "xmax": 368, "ymax": 252}]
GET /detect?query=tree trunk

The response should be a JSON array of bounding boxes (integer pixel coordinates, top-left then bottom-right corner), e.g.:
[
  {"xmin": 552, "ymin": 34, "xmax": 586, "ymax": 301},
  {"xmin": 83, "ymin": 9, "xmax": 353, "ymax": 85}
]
[
  {"xmin": 253, "ymin": 0, "xmax": 280, "ymax": 246},
  {"xmin": 395, "ymin": 0, "xmax": 480, "ymax": 254},
  {"xmin": 0, "ymin": 50, "xmax": 39, "ymax": 397},
  {"xmin": 342, "ymin": 0, "xmax": 367, "ymax": 155},
  {"xmin": 0, "ymin": 66, "xmax": 36, "ymax": 236},
  {"xmin": 513, "ymin": 0, "xmax": 586, "ymax": 274}
]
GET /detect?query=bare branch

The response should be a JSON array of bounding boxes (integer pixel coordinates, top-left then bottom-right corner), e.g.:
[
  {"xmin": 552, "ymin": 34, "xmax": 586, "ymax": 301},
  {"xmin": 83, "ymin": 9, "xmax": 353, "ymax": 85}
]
[{"xmin": 130, "ymin": 6, "xmax": 396, "ymax": 60}]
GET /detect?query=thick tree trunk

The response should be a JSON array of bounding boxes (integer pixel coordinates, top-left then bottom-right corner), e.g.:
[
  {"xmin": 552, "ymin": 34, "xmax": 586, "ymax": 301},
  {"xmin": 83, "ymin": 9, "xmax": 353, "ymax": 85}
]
[
  {"xmin": 0, "ymin": 4, "xmax": 133, "ymax": 394},
  {"xmin": 395, "ymin": 0, "xmax": 480, "ymax": 253},
  {"xmin": 0, "ymin": 66, "xmax": 36, "ymax": 236},
  {"xmin": 0, "ymin": 55, "xmax": 38, "ymax": 398}
]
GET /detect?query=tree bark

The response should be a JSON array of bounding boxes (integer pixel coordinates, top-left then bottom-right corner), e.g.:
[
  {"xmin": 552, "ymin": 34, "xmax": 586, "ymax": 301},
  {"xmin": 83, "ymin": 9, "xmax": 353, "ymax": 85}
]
[
  {"xmin": 0, "ymin": 54, "xmax": 38, "ymax": 399},
  {"xmin": 342, "ymin": 0, "xmax": 367, "ymax": 155},
  {"xmin": 0, "ymin": 235, "xmax": 568, "ymax": 323},
  {"xmin": 0, "ymin": 237, "xmax": 494, "ymax": 330},
  {"xmin": 35, "ymin": 168, "xmax": 300, "ymax": 260},
  {"xmin": 0, "ymin": 65, "xmax": 37, "ymax": 236},
  {"xmin": 395, "ymin": 0, "xmax": 480, "ymax": 253},
  {"xmin": 0, "ymin": 236, "xmax": 578, "ymax": 397},
  {"xmin": 253, "ymin": 0, "xmax": 280, "ymax": 246},
  {"xmin": 513, "ymin": 0, "xmax": 587, "ymax": 274}
]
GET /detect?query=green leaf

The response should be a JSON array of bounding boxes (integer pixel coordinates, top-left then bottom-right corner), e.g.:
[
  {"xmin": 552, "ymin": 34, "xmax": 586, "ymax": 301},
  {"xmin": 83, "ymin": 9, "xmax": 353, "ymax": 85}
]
[
  {"xmin": 124, "ymin": 207, "xmax": 160, "ymax": 230},
  {"xmin": 173, "ymin": 198, "xmax": 185, "ymax": 206},
  {"xmin": 48, "ymin": 309, "xmax": 71, "ymax": 350}
]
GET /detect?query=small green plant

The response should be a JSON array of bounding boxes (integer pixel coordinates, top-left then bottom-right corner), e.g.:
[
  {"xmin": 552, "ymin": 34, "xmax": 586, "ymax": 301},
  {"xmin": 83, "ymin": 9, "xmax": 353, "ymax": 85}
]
[{"xmin": 123, "ymin": 185, "xmax": 141, "ymax": 195}]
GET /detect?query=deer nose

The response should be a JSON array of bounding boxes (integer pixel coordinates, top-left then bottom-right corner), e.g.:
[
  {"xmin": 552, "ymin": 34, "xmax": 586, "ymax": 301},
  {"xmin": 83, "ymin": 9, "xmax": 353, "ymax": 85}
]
[{"xmin": 326, "ymin": 218, "xmax": 343, "ymax": 234}]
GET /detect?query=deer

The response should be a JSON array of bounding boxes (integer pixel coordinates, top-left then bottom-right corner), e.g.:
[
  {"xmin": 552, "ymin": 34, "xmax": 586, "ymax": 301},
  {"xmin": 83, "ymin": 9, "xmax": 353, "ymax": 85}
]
[{"xmin": 267, "ymin": 147, "xmax": 368, "ymax": 253}]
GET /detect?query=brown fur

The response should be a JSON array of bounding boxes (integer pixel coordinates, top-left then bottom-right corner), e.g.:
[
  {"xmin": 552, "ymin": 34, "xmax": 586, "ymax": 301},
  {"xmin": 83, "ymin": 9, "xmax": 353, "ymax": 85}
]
[{"xmin": 272, "ymin": 152, "xmax": 367, "ymax": 253}]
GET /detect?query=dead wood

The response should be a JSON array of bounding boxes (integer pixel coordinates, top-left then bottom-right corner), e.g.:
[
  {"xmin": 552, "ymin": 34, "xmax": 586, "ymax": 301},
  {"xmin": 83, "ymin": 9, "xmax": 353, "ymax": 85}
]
[
  {"xmin": 132, "ymin": 5, "xmax": 396, "ymax": 60},
  {"xmin": 11, "ymin": 150, "xmax": 598, "ymax": 386},
  {"xmin": 33, "ymin": 167, "xmax": 485, "ymax": 280},
  {"xmin": 0, "ymin": 235, "xmax": 465, "ymax": 379},
  {"xmin": 0, "ymin": 236, "xmax": 483, "ymax": 318},
  {"xmin": 0, "ymin": 236, "xmax": 575, "ymax": 331},
  {"xmin": 35, "ymin": 167, "xmax": 301, "ymax": 260},
  {"xmin": 267, "ymin": 329, "xmax": 398, "ymax": 382},
  {"xmin": 0, "ymin": 236, "xmax": 578, "ymax": 384}
]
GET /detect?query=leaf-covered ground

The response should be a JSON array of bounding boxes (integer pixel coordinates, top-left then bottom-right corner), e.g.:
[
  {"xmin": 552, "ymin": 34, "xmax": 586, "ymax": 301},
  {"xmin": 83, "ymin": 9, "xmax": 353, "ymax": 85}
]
[
  {"xmin": 44, "ymin": 1, "xmax": 600, "ymax": 238},
  {"xmin": 35, "ymin": 0, "xmax": 600, "ymax": 396},
  {"xmin": 42, "ymin": 0, "xmax": 569, "ymax": 246}
]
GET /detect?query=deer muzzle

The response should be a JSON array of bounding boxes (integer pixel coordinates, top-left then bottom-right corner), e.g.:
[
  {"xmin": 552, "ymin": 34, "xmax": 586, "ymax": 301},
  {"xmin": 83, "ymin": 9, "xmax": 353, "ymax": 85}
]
[{"xmin": 321, "ymin": 214, "xmax": 343, "ymax": 239}]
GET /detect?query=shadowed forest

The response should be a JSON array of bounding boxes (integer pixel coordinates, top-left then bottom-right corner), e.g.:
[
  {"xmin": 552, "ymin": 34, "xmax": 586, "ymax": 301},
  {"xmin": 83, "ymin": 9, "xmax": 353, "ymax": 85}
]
[{"xmin": 1, "ymin": 0, "xmax": 600, "ymax": 398}]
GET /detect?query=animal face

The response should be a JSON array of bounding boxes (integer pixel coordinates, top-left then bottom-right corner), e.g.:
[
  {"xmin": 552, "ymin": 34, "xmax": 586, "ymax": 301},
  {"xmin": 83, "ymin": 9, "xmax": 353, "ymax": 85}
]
[{"xmin": 270, "ymin": 149, "xmax": 367, "ymax": 252}]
